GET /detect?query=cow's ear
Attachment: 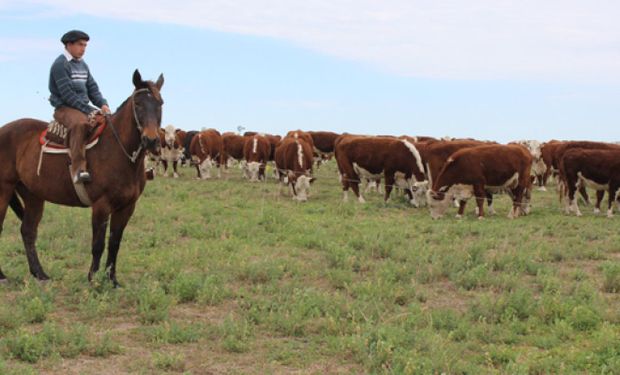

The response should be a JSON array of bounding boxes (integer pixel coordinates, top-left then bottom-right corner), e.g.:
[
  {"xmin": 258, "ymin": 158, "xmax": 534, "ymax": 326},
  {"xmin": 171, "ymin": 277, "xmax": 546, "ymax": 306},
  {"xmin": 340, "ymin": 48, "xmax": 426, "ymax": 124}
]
[{"xmin": 310, "ymin": 177, "xmax": 316, "ymax": 184}]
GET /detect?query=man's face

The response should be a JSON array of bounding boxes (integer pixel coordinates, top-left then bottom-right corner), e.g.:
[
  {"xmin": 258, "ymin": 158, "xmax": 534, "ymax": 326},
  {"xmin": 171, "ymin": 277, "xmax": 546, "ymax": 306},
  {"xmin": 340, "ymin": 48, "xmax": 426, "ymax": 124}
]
[{"xmin": 66, "ymin": 40, "xmax": 87, "ymax": 59}]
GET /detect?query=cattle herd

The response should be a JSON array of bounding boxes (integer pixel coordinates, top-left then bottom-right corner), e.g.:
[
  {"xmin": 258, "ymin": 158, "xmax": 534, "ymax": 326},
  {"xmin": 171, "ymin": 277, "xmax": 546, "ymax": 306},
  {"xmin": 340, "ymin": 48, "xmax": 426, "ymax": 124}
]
[{"xmin": 146, "ymin": 126, "xmax": 620, "ymax": 220}]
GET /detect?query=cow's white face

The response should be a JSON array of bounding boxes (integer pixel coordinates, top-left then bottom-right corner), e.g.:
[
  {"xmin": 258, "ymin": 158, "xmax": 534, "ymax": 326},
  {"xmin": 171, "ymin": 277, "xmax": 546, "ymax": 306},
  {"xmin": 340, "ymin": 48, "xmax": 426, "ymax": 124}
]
[
  {"xmin": 427, "ymin": 189, "xmax": 452, "ymax": 219},
  {"xmin": 531, "ymin": 158, "xmax": 547, "ymax": 176},
  {"xmin": 410, "ymin": 180, "xmax": 429, "ymax": 207},
  {"xmin": 247, "ymin": 161, "xmax": 261, "ymax": 182},
  {"xmin": 293, "ymin": 175, "xmax": 313, "ymax": 202},
  {"xmin": 164, "ymin": 125, "xmax": 176, "ymax": 148}
]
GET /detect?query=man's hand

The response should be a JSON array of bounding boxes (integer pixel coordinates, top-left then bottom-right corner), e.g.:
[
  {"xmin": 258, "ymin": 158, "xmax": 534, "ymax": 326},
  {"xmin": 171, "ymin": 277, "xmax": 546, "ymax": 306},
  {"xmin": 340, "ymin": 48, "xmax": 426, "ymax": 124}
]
[{"xmin": 101, "ymin": 104, "xmax": 111, "ymax": 114}]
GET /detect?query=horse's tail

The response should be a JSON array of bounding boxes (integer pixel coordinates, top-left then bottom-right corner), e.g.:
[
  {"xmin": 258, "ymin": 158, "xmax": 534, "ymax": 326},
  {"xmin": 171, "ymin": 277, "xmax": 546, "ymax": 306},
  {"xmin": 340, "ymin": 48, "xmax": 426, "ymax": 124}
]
[{"xmin": 9, "ymin": 192, "xmax": 24, "ymax": 221}]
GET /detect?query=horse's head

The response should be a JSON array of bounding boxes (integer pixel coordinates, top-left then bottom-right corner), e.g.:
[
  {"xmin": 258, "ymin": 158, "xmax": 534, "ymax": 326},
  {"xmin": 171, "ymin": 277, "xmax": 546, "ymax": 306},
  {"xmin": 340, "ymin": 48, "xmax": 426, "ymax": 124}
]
[{"xmin": 131, "ymin": 69, "xmax": 164, "ymax": 153}]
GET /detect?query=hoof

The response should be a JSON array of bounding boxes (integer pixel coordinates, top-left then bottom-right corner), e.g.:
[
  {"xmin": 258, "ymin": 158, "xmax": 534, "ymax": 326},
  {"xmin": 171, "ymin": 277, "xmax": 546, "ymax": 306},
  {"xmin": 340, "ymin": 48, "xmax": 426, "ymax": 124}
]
[
  {"xmin": 477, "ymin": 216, "xmax": 485, "ymax": 220},
  {"xmin": 594, "ymin": 208, "xmax": 601, "ymax": 214},
  {"xmin": 32, "ymin": 270, "xmax": 50, "ymax": 281},
  {"xmin": 455, "ymin": 214, "xmax": 462, "ymax": 219},
  {"xmin": 537, "ymin": 186, "xmax": 547, "ymax": 192}
]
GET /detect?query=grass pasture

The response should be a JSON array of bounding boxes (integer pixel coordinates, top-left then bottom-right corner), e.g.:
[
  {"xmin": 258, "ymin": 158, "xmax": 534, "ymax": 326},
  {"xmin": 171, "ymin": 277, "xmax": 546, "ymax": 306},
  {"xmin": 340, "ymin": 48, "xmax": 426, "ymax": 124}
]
[{"xmin": 1, "ymin": 162, "xmax": 620, "ymax": 374}]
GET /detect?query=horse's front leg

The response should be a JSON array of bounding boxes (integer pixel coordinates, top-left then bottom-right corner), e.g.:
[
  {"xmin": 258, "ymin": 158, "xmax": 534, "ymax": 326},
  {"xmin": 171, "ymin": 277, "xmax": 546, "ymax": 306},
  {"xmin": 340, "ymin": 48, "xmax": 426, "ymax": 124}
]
[
  {"xmin": 88, "ymin": 204, "xmax": 110, "ymax": 282},
  {"xmin": 106, "ymin": 202, "xmax": 136, "ymax": 287}
]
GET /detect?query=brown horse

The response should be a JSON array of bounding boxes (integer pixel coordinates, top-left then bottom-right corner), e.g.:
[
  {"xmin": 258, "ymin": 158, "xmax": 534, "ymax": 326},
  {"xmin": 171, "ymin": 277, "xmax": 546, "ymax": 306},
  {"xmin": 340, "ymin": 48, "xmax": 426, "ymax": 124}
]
[{"xmin": 0, "ymin": 70, "xmax": 164, "ymax": 286}]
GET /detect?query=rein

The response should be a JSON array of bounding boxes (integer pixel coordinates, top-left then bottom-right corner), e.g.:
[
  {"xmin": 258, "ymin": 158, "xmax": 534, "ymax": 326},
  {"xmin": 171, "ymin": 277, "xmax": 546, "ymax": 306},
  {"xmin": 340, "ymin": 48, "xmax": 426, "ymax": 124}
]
[{"xmin": 107, "ymin": 88, "xmax": 151, "ymax": 163}]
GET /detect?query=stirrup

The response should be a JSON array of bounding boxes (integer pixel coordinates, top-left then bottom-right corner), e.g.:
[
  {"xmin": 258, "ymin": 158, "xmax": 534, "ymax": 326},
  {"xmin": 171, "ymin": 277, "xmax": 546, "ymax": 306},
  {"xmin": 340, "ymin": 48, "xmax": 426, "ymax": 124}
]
[{"xmin": 73, "ymin": 170, "xmax": 92, "ymax": 184}]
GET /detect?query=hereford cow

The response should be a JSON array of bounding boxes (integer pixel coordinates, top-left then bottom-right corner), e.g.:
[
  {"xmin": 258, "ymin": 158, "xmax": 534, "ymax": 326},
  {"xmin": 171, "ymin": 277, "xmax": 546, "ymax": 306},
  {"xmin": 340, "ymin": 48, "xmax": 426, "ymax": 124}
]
[
  {"xmin": 560, "ymin": 148, "xmax": 620, "ymax": 217},
  {"xmin": 552, "ymin": 141, "xmax": 620, "ymax": 209},
  {"xmin": 427, "ymin": 145, "xmax": 533, "ymax": 219},
  {"xmin": 400, "ymin": 135, "xmax": 438, "ymax": 143},
  {"xmin": 308, "ymin": 131, "xmax": 340, "ymax": 166},
  {"xmin": 243, "ymin": 134, "xmax": 271, "ymax": 181},
  {"xmin": 159, "ymin": 124, "xmax": 184, "ymax": 178},
  {"xmin": 511, "ymin": 140, "xmax": 547, "ymax": 191},
  {"xmin": 189, "ymin": 129, "xmax": 223, "ymax": 179},
  {"xmin": 275, "ymin": 138, "xmax": 315, "ymax": 201},
  {"xmin": 264, "ymin": 134, "xmax": 282, "ymax": 161},
  {"xmin": 182, "ymin": 130, "xmax": 200, "ymax": 164},
  {"xmin": 286, "ymin": 130, "xmax": 315, "ymax": 150},
  {"xmin": 222, "ymin": 132, "xmax": 247, "ymax": 168},
  {"xmin": 335, "ymin": 136, "xmax": 426, "ymax": 205},
  {"xmin": 334, "ymin": 134, "xmax": 386, "ymax": 197},
  {"xmin": 416, "ymin": 139, "xmax": 492, "ymax": 213}
]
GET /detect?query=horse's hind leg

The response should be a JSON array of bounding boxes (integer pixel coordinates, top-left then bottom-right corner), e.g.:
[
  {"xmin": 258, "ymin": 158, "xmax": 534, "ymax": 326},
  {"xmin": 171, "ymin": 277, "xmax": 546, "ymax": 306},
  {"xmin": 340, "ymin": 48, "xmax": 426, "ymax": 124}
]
[
  {"xmin": 0, "ymin": 184, "xmax": 17, "ymax": 281},
  {"xmin": 17, "ymin": 188, "xmax": 49, "ymax": 280}
]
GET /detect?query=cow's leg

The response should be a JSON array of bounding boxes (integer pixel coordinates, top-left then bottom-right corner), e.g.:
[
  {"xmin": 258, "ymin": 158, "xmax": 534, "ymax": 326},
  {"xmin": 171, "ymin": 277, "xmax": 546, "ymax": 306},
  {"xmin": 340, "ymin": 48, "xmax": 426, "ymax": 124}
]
[
  {"xmin": 474, "ymin": 185, "xmax": 486, "ymax": 219},
  {"xmin": 377, "ymin": 178, "xmax": 384, "ymax": 194},
  {"xmin": 350, "ymin": 178, "xmax": 365, "ymax": 203},
  {"xmin": 383, "ymin": 173, "xmax": 395, "ymax": 203},
  {"xmin": 259, "ymin": 164, "xmax": 265, "ymax": 181},
  {"xmin": 569, "ymin": 181, "xmax": 582, "ymax": 217},
  {"xmin": 594, "ymin": 190, "xmax": 604, "ymax": 214},
  {"xmin": 161, "ymin": 160, "xmax": 169, "ymax": 177},
  {"xmin": 456, "ymin": 200, "xmax": 466, "ymax": 219},
  {"xmin": 486, "ymin": 191, "xmax": 495, "ymax": 215},
  {"xmin": 172, "ymin": 161, "xmax": 179, "ymax": 178},
  {"xmin": 508, "ymin": 186, "xmax": 525, "ymax": 219},
  {"xmin": 607, "ymin": 186, "xmax": 618, "ymax": 218},
  {"xmin": 88, "ymin": 203, "xmax": 110, "ymax": 282},
  {"xmin": 578, "ymin": 185, "xmax": 590, "ymax": 206},
  {"xmin": 17, "ymin": 189, "xmax": 48, "ymax": 280},
  {"xmin": 105, "ymin": 202, "xmax": 136, "ymax": 288},
  {"xmin": 0, "ymin": 184, "xmax": 17, "ymax": 282},
  {"xmin": 194, "ymin": 162, "xmax": 202, "ymax": 179}
]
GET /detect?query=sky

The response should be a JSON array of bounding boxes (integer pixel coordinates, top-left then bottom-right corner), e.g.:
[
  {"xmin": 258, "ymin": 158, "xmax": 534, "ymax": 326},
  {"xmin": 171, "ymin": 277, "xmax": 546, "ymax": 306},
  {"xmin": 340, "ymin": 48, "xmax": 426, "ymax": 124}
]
[{"xmin": 1, "ymin": 1, "xmax": 619, "ymax": 142}]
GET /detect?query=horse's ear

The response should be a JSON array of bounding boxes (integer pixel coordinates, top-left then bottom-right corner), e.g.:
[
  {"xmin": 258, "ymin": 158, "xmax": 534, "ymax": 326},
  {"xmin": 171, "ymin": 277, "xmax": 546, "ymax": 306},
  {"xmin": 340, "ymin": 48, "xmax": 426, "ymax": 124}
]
[
  {"xmin": 155, "ymin": 74, "xmax": 164, "ymax": 90},
  {"xmin": 132, "ymin": 69, "xmax": 143, "ymax": 88}
]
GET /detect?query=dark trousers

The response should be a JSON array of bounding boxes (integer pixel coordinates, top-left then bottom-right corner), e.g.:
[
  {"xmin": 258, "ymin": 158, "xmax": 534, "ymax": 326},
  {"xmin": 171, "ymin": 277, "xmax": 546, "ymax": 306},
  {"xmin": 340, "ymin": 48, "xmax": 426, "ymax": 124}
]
[{"xmin": 53, "ymin": 107, "xmax": 90, "ymax": 176}]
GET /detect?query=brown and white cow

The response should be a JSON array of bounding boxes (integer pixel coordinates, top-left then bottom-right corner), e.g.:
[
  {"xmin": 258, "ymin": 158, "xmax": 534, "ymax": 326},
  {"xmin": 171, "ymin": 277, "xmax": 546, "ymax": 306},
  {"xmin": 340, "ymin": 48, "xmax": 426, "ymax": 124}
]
[
  {"xmin": 159, "ymin": 124, "xmax": 184, "ymax": 178},
  {"xmin": 414, "ymin": 139, "xmax": 492, "ymax": 213},
  {"xmin": 285, "ymin": 130, "xmax": 315, "ymax": 150},
  {"xmin": 243, "ymin": 134, "xmax": 271, "ymax": 181},
  {"xmin": 399, "ymin": 135, "xmax": 438, "ymax": 144},
  {"xmin": 189, "ymin": 129, "xmax": 223, "ymax": 179},
  {"xmin": 511, "ymin": 140, "xmax": 547, "ymax": 191},
  {"xmin": 308, "ymin": 131, "xmax": 340, "ymax": 166},
  {"xmin": 264, "ymin": 134, "xmax": 282, "ymax": 162},
  {"xmin": 560, "ymin": 148, "xmax": 620, "ymax": 217},
  {"xmin": 552, "ymin": 141, "xmax": 620, "ymax": 209},
  {"xmin": 222, "ymin": 132, "xmax": 247, "ymax": 168},
  {"xmin": 179, "ymin": 130, "xmax": 199, "ymax": 165},
  {"xmin": 275, "ymin": 137, "xmax": 315, "ymax": 201},
  {"xmin": 427, "ymin": 145, "xmax": 533, "ymax": 220},
  {"xmin": 335, "ymin": 136, "xmax": 426, "ymax": 205}
]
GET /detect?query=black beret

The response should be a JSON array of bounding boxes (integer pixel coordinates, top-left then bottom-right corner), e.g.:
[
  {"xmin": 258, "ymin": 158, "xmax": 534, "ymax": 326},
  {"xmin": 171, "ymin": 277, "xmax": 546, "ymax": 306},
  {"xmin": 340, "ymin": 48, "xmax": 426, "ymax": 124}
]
[{"xmin": 61, "ymin": 30, "xmax": 90, "ymax": 44}]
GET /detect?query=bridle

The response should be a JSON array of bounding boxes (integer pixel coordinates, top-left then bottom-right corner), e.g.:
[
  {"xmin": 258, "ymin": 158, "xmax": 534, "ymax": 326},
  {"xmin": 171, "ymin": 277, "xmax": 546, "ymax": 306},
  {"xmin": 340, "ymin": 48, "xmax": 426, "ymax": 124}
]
[{"xmin": 107, "ymin": 88, "xmax": 159, "ymax": 163}]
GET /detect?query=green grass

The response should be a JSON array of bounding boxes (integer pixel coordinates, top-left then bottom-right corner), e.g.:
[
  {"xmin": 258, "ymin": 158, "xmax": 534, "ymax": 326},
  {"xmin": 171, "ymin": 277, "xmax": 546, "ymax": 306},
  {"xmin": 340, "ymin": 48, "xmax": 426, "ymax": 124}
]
[{"xmin": 0, "ymin": 162, "xmax": 619, "ymax": 373}]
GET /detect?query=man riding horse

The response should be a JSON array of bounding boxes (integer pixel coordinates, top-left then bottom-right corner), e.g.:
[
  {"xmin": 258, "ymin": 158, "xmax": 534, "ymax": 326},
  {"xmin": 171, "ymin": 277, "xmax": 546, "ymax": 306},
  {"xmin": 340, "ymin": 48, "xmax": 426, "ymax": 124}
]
[{"xmin": 49, "ymin": 30, "xmax": 111, "ymax": 183}]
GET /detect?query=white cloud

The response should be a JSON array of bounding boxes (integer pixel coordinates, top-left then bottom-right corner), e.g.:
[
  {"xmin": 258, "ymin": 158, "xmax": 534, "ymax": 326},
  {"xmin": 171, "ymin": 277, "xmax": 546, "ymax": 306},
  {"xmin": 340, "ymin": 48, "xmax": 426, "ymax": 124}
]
[
  {"xmin": 10, "ymin": 0, "xmax": 620, "ymax": 82},
  {"xmin": 0, "ymin": 37, "xmax": 57, "ymax": 61}
]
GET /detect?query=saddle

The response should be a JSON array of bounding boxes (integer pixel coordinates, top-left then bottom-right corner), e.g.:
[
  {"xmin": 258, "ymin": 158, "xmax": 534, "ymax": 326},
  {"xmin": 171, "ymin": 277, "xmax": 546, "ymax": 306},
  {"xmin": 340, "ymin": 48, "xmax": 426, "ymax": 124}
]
[{"xmin": 39, "ymin": 114, "xmax": 107, "ymax": 154}]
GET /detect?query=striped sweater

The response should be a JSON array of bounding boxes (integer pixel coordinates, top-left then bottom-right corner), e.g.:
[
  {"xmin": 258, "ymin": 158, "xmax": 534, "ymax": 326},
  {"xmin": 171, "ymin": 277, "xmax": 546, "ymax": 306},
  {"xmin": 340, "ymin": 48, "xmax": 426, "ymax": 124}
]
[{"xmin": 48, "ymin": 49, "xmax": 107, "ymax": 114}]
